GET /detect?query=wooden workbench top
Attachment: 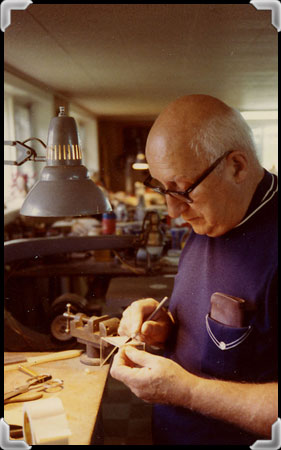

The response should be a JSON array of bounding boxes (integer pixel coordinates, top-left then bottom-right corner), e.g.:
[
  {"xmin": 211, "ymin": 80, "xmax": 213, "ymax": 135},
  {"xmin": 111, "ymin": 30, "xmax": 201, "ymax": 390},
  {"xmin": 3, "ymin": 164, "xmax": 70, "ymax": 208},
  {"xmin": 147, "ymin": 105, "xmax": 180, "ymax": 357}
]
[{"xmin": 4, "ymin": 351, "xmax": 110, "ymax": 445}]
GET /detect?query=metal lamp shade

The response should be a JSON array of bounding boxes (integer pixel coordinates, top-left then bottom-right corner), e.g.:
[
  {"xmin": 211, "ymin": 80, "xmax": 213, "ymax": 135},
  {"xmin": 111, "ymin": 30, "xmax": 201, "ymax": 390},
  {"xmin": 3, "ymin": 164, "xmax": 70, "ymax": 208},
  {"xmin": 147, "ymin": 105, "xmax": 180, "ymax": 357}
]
[
  {"xmin": 20, "ymin": 108, "xmax": 112, "ymax": 217},
  {"xmin": 20, "ymin": 165, "xmax": 112, "ymax": 217}
]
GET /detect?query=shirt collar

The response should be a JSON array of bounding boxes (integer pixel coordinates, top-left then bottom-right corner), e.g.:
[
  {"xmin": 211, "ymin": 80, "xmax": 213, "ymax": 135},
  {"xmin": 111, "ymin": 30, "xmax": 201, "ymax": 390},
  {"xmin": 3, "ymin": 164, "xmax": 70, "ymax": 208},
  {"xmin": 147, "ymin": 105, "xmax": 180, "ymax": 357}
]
[{"xmin": 244, "ymin": 169, "xmax": 276, "ymax": 218}]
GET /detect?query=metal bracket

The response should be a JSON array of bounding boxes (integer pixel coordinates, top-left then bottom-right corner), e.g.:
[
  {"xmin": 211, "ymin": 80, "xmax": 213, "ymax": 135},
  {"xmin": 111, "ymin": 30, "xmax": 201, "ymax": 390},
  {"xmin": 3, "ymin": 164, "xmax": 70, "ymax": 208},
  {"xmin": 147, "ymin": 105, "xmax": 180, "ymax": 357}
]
[
  {"xmin": 4, "ymin": 140, "xmax": 46, "ymax": 166},
  {"xmin": 250, "ymin": 418, "xmax": 281, "ymax": 450},
  {"xmin": 250, "ymin": 0, "xmax": 281, "ymax": 32}
]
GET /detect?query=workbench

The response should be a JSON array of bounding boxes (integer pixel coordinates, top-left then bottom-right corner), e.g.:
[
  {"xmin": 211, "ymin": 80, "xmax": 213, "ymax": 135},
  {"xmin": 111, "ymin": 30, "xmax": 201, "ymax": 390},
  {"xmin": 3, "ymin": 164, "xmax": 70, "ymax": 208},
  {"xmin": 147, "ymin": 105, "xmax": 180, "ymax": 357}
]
[{"xmin": 4, "ymin": 352, "xmax": 110, "ymax": 445}]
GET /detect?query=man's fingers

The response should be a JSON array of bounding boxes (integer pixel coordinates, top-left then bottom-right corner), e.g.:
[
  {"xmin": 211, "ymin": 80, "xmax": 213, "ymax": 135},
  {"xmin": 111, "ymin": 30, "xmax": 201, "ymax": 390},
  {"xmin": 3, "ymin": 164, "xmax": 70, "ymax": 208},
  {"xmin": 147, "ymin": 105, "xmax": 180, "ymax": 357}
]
[
  {"xmin": 141, "ymin": 320, "xmax": 163, "ymax": 336},
  {"xmin": 118, "ymin": 298, "xmax": 160, "ymax": 337},
  {"xmin": 124, "ymin": 345, "xmax": 156, "ymax": 368},
  {"xmin": 140, "ymin": 321, "xmax": 167, "ymax": 345},
  {"xmin": 110, "ymin": 346, "xmax": 144, "ymax": 382}
]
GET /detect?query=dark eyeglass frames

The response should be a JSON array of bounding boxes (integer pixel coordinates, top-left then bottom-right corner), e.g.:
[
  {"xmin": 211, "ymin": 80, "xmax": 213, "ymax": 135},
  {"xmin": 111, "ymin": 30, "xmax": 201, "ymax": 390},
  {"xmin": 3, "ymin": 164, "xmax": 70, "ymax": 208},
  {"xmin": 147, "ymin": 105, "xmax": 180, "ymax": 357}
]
[{"xmin": 143, "ymin": 150, "xmax": 232, "ymax": 203}]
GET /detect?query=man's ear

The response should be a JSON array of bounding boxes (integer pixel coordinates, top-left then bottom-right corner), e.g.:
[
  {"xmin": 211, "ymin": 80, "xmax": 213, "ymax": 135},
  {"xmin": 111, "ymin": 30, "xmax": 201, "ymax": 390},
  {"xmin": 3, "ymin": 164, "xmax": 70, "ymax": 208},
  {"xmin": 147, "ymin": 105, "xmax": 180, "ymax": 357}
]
[{"xmin": 227, "ymin": 151, "xmax": 248, "ymax": 183}]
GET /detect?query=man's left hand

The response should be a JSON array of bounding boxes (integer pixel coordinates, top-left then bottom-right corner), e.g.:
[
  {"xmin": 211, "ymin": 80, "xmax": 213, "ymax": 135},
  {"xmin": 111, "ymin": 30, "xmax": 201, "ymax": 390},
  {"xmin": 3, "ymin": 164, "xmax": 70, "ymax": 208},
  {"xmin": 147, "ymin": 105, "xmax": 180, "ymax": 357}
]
[{"xmin": 110, "ymin": 345, "xmax": 195, "ymax": 405}]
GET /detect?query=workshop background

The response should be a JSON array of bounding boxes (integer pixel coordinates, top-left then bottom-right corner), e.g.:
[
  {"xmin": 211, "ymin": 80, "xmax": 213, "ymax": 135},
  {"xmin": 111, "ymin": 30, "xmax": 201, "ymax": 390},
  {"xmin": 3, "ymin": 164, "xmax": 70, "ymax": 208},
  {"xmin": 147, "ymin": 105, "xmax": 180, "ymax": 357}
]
[{"xmin": 4, "ymin": 4, "xmax": 277, "ymax": 446}]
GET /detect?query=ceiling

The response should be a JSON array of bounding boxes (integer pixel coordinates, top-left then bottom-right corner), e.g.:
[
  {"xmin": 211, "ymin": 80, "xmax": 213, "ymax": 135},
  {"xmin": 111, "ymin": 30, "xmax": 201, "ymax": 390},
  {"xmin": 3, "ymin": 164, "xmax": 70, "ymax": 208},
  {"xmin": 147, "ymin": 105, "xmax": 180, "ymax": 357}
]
[{"xmin": 4, "ymin": 4, "xmax": 278, "ymax": 120}]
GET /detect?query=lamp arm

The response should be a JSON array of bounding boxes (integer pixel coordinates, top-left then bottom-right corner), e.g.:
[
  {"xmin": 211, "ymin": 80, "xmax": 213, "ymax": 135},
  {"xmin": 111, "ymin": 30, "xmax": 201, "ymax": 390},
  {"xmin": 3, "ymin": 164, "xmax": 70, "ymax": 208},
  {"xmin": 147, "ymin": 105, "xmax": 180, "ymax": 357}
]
[
  {"xmin": 4, "ymin": 139, "xmax": 46, "ymax": 166},
  {"xmin": 21, "ymin": 137, "xmax": 47, "ymax": 148}
]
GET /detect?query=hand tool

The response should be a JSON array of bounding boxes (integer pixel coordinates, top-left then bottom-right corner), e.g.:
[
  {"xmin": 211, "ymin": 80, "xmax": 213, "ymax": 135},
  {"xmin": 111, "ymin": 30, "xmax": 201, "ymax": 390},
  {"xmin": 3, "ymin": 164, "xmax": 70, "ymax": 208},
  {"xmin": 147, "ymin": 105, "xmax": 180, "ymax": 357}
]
[
  {"xmin": 143, "ymin": 295, "xmax": 169, "ymax": 322},
  {"xmin": 4, "ymin": 365, "xmax": 64, "ymax": 403},
  {"xmin": 130, "ymin": 295, "xmax": 169, "ymax": 340},
  {"xmin": 4, "ymin": 378, "xmax": 64, "ymax": 403},
  {"xmin": 8, "ymin": 424, "xmax": 24, "ymax": 439},
  {"xmin": 4, "ymin": 349, "xmax": 83, "ymax": 372},
  {"xmin": 18, "ymin": 364, "xmax": 51, "ymax": 379},
  {"xmin": 4, "ymin": 375, "xmax": 52, "ymax": 402}
]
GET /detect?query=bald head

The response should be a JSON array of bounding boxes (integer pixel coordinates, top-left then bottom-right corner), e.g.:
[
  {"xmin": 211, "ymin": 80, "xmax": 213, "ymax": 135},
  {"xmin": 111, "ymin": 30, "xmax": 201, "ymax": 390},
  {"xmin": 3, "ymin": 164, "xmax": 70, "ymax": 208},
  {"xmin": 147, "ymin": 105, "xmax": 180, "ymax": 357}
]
[
  {"xmin": 152, "ymin": 94, "xmax": 231, "ymax": 130},
  {"xmin": 146, "ymin": 95, "xmax": 229, "ymax": 160},
  {"xmin": 146, "ymin": 94, "xmax": 259, "ymax": 169}
]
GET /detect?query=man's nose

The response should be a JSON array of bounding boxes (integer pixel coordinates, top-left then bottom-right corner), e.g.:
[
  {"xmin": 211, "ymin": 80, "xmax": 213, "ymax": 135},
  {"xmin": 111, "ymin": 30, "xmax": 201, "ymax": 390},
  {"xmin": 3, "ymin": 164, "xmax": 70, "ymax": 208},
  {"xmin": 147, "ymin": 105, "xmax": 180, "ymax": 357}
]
[{"xmin": 165, "ymin": 195, "xmax": 189, "ymax": 218}]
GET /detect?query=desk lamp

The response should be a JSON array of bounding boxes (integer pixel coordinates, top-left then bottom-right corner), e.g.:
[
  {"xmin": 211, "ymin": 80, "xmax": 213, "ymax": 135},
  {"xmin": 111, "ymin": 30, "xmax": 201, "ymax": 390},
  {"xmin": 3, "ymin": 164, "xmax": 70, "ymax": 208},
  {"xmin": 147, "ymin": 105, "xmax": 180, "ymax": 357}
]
[
  {"xmin": 4, "ymin": 109, "xmax": 143, "ymax": 353},
  {"xmin": 4, "ymin": 107, "xmax": 112, "ymax": 217}
]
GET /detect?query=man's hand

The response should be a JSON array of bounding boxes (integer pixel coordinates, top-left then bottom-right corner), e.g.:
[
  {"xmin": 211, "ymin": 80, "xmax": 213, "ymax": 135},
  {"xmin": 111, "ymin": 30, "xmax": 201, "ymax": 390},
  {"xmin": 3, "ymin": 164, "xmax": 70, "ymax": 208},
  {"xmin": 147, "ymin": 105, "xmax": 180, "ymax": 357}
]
[
  {"xmin": 110, "ymin": 345, "xmax": 195, "ymax": 404},
  {"xmin": 110, "ymin": 346, "xmax": 278, "ymax": 438},
  {"xmin": 118, "ymin": 298, "xmax": 174, "ymax": 346}
]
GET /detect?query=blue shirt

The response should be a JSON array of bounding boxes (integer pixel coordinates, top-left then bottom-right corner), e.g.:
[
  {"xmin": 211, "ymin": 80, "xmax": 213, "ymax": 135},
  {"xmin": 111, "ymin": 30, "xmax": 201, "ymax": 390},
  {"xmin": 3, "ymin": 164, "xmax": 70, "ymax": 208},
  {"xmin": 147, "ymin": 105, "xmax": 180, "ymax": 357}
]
[{"xmin": 153, "ymin": 170, "xmax": 278, "ymax": 445}]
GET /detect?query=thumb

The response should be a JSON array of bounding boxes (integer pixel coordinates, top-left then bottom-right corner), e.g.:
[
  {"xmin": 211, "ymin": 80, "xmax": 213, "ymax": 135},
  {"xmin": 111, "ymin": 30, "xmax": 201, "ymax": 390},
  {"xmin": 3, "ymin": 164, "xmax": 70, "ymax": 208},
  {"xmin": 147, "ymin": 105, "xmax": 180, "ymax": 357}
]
[{"xmin": 124, "ymin": 346, "xmax": 155, "ymax": 368}]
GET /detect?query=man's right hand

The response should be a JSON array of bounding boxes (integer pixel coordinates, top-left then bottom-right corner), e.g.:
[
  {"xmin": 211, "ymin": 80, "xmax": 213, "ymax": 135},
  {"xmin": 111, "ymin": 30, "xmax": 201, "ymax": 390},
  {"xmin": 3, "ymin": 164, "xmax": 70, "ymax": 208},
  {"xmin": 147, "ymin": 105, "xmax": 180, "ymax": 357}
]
[{"xmin": 118, "ymin": 298, "xmax": 174, "ymax": 346}]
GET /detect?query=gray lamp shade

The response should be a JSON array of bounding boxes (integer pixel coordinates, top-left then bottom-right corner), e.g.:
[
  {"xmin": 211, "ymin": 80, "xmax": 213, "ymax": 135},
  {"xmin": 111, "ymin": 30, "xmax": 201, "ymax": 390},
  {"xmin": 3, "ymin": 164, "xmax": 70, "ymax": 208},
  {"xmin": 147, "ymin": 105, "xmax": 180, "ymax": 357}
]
[
  {"xmin": 20, "ymin": 108, "xmax": 112, "ymax": 217},
  {"xmin": 20, "ymin": 165, "xmax": 112, "ymax": 217}
]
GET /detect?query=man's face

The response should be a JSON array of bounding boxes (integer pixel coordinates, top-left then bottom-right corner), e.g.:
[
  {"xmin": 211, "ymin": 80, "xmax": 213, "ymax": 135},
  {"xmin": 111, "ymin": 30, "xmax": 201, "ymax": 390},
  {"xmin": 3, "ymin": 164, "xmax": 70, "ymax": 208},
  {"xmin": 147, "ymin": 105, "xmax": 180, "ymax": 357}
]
[{"xmin": 146, "ymin": 148, "xmax": 238, "ymax": 238}]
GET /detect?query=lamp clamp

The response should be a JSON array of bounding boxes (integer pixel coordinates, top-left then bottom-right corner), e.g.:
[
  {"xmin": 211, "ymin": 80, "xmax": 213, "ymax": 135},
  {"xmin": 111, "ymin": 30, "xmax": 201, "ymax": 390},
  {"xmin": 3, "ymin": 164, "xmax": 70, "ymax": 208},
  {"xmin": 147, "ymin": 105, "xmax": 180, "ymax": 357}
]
[{"xmin": 4, "ymin": 139, "xmax": 46, "ymax": 166}]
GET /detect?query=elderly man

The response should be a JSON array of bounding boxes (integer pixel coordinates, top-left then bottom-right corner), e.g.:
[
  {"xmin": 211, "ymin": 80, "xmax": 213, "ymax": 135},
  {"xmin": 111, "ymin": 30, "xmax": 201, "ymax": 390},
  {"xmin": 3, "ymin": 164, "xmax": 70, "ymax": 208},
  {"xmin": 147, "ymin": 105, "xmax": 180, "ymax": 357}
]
[{"xmin": 110, "ymin": 95, "xmax": 278, "ymax": 445}]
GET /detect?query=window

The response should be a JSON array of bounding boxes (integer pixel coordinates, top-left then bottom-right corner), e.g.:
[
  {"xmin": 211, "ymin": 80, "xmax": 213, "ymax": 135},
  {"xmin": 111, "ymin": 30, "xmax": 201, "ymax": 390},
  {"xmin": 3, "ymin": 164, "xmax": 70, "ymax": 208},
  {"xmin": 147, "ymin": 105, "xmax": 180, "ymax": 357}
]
[
  {"xmin": 4, "ymin": 100, "xmax": 35, "ymax": 207},
  {"xmin": 241, "ymin": 111, "xmax": 278, "ymax": 174},
  {"xmin": 252, "ymin": 124, "xmax": 278, "ymax": 174},
  {"xmin": 4, "ymin": 74, "xmax": 54, "ymax": 209}
]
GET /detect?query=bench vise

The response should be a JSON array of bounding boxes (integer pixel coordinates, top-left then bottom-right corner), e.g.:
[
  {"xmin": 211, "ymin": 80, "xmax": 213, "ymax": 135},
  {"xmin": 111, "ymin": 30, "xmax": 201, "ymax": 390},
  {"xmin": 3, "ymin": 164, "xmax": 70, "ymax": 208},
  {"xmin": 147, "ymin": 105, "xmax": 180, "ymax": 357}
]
[{"xmin": 63, "ymin": 303, "xmax": 120, "ymax": 366}]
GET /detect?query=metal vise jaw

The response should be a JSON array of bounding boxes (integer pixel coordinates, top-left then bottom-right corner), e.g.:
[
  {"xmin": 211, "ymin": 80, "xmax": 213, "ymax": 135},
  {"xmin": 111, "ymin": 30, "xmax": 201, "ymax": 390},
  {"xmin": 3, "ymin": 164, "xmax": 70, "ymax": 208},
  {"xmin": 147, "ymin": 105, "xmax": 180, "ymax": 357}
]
[{"xmin": 63, "ymin": 304, "xmax": 120, "ymax": 365}]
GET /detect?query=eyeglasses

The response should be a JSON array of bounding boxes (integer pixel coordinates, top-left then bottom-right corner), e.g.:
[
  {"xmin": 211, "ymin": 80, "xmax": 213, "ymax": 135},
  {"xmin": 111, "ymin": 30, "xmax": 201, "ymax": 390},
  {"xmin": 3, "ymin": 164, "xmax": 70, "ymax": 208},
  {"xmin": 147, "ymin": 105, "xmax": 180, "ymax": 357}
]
[{"xmin": 143, "ymin": 150, "xmax": 232, "ymax": 203}]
